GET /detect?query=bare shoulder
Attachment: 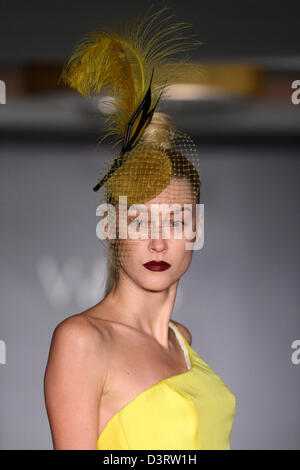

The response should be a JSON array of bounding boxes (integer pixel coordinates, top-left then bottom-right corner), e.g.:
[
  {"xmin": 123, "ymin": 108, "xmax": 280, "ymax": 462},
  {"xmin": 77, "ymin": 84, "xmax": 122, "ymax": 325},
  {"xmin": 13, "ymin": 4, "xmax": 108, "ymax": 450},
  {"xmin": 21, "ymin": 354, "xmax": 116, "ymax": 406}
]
[
  {"xmin": 45, "ymin": 313, "xmax": 111, "ymax": 373},
  {"xmin": 171, "ymin": 320, "xmax": 192, "ymax": 346},
  {"xmin": 50, "ymin": 313, "xmax": 104, "ymax": 349}
]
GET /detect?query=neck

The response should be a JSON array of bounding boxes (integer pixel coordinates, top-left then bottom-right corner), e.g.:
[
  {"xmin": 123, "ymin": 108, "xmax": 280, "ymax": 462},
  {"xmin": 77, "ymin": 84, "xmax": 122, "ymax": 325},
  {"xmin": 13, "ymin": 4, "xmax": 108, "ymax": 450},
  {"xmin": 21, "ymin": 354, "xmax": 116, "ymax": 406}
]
[{"xmin": 99, "ymin": 271, "xmax": 179, "ymax": 348}]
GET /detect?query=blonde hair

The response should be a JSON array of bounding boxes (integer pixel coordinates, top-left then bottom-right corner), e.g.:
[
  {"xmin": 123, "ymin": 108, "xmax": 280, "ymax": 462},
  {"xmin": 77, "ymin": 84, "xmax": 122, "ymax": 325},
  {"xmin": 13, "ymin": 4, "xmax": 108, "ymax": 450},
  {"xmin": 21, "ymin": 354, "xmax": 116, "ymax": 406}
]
[{"xmin": 104, "ymin": 245, "xmax": 118, "ymax": 297}]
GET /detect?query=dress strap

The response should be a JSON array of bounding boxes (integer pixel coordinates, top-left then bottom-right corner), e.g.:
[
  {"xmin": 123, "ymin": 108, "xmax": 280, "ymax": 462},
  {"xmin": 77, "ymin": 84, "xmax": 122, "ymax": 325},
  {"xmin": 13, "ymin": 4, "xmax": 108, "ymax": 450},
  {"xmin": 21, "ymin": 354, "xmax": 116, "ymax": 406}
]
[{"xmin": 169, "ymin": 321, "xmax": 192, "ymax": 370}]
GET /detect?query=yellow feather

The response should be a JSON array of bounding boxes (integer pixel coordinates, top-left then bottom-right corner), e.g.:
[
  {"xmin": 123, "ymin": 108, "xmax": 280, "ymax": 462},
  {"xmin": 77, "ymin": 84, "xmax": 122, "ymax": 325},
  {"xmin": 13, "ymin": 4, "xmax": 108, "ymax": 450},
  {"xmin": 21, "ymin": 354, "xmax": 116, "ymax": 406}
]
[{"xmin": 59, "ymin": 6, "xmax": 202, "ymax": 144}]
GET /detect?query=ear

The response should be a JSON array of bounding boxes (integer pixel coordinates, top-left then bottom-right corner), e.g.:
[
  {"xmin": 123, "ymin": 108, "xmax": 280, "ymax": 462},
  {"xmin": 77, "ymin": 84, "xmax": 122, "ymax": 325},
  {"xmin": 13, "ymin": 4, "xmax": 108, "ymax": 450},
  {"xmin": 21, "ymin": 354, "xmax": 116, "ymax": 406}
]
[{"xmin": 101, "ymin": 209, "xmax": 117, "ymax": 245}]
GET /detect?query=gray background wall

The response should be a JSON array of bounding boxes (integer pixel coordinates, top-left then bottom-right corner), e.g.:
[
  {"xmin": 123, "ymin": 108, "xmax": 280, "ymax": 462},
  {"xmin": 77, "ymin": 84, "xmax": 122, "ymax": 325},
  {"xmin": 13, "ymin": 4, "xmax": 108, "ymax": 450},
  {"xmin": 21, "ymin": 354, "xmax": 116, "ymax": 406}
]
[{"xmin": 0, "ymin": 141, "xmax": 299, "ymax": 449}]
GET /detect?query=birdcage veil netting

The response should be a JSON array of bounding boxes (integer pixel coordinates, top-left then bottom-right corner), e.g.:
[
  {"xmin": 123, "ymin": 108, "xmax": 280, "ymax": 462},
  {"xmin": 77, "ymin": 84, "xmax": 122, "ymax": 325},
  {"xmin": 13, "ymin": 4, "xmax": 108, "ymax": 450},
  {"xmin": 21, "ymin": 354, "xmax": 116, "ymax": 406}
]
[{"xmin": 95, "ymin": 120, "xmax": 202, "ymax": 277}]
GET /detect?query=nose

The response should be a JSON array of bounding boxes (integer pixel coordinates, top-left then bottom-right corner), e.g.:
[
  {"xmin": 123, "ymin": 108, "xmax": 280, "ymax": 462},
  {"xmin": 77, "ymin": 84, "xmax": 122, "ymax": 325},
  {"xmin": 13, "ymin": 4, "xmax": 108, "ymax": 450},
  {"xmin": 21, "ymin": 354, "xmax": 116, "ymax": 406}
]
[{"xmin": 148, "ymin": 225, "xmax": 168, "ymax": 253}]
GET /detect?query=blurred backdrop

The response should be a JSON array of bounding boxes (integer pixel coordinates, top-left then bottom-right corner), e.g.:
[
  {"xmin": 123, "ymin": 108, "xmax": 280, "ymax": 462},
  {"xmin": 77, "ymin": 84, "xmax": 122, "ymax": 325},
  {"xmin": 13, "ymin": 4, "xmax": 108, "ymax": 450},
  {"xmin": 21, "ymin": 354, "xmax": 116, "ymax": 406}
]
[{"xmin": 0, "ymin": 0, "xmax": 299, "ymax": 450}]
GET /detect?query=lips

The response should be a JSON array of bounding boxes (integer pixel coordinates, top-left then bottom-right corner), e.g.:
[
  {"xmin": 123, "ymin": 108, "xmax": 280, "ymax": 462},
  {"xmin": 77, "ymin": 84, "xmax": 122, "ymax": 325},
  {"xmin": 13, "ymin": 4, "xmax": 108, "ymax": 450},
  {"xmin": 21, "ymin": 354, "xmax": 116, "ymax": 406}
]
[{"xmin": 143, "ymin": 261, "xmax": 171, "ymax": 271}]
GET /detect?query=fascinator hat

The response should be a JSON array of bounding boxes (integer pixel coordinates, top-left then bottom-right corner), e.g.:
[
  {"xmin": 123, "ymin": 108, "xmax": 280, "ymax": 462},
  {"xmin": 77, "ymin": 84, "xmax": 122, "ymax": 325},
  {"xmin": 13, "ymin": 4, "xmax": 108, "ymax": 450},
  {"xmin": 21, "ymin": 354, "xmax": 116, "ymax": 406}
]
[{"xmin": 60, "ymin": 7, "xmax": 203, "ymax": 281}]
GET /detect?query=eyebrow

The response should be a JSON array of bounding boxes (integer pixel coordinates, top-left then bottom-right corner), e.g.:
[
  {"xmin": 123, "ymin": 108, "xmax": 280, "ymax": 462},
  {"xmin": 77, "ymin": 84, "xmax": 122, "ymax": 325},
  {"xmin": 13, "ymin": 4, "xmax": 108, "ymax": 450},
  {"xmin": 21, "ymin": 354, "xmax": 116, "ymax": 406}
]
[
  {"xmin": 128, "ymin": 206, "xmax": 193, "ymax": 217},
  {"xmin": 172, "ymin": 206, "xmax": 192, "ymax": 214}
]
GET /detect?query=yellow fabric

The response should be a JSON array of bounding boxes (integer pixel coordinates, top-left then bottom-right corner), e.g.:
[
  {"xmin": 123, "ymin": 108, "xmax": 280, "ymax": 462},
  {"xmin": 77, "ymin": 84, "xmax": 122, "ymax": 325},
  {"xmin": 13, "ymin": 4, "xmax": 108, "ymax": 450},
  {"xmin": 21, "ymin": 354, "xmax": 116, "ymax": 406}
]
[{"xmin": 96, "ymin": 321, "xmax": 236, "ymax": 450}]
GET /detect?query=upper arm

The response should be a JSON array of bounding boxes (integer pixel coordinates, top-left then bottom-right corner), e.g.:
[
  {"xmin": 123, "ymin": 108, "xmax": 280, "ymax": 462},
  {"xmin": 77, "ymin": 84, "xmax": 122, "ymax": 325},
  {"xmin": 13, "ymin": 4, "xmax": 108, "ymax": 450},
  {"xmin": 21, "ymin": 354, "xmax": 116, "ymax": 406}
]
[
  {"xmin": 44, "ymin": 318, "xmax": 108, "ymax": 449},
  {"xmin": 172, "ymin": 320, "xmax": 192, "ymax": 346}
]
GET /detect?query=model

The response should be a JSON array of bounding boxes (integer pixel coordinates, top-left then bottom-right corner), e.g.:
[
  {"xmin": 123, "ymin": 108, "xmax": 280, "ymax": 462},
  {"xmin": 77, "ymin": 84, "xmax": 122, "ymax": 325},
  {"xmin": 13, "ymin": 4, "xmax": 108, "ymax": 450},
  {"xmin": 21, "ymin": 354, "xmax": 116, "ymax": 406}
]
[{"xmin": 44, "ymin": 7, "xmax": 236, "ymax": 450}]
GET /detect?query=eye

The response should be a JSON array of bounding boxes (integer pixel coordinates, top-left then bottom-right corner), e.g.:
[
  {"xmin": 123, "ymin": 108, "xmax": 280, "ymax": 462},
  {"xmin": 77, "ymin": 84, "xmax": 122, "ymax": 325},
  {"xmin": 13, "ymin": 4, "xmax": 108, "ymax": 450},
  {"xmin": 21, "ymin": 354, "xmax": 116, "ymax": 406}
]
[
  {"xmin": 131, "ymin": 219, "xmax": 144, "ymax": 227},
  {"xmin": 171, "ymin": 220, "xmax": 184, "ymax": 227}
]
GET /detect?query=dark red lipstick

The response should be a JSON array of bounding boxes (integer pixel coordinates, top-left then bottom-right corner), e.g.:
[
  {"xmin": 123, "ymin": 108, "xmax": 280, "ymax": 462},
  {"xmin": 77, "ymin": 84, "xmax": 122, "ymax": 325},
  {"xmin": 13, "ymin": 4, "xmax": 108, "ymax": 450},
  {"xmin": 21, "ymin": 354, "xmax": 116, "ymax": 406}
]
[{"xmin": 143, "ymin": 261, "xmax": 171, "ymax": 271}]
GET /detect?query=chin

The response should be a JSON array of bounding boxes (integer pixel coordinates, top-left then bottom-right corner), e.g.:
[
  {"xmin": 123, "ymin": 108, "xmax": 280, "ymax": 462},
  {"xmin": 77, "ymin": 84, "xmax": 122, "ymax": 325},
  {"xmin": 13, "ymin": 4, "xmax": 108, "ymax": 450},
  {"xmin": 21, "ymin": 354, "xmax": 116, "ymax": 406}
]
[
  {"xmin": 141, "ymin": 283, "xmax": 174, "ymax": 293},
  {"xmin": 137, "ymin": 272, "xmax": 178, "ymax": 292}
]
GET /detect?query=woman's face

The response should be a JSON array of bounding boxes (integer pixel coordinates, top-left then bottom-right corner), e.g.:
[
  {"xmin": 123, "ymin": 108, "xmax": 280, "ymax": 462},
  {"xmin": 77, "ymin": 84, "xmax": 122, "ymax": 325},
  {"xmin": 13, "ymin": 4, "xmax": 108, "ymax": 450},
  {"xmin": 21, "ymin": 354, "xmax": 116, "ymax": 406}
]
[{"xmin": 115, "ymin": 178, "xmax": 200, "ymax": 292}]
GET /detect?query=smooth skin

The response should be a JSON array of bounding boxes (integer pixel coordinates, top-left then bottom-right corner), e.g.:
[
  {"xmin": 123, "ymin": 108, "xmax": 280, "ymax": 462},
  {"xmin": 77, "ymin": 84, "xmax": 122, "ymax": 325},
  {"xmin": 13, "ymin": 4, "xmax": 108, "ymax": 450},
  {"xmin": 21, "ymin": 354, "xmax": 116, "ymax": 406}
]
[{"xmin": 44, "ymin": 178, "xmax": 202, "ymax": 449}]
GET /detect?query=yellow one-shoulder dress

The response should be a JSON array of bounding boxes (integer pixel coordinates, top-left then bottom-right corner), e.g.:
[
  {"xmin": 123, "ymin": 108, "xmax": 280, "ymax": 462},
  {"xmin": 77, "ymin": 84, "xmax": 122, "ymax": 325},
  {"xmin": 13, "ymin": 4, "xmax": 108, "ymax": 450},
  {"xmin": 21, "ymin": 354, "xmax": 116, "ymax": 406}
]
[{"xmin": 97, "ymin": 320, "xmax": 236, "ymax": 450}]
